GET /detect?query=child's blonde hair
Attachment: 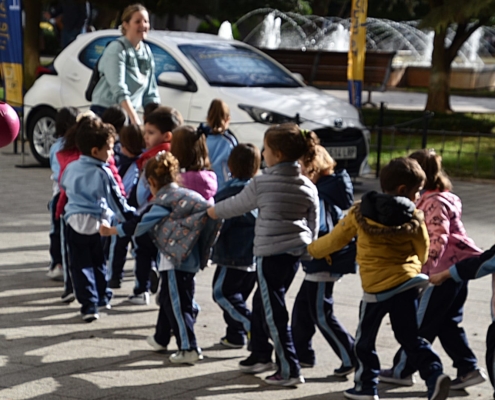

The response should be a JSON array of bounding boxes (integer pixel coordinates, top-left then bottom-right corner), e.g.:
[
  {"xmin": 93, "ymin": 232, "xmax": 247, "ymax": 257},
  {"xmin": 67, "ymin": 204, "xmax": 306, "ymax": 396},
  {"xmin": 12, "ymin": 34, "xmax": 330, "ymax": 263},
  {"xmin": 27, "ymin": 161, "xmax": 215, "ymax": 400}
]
[
  {"xmin": 207, "ymin": 99, "xmax": 230, "ymax": 134},
  {"xmin": 144, "ymin": 151, "xmax": 180, "ymax": 189},
  {"xmin": 171, "ymin": 125, "xmax": 211, "ymax": 171},
  {"xmin": 408, "ymin": 149, "xmax": 452, "ymax": 192},
  {"xmin": 264, "ymin": 123, "xmax": 319, "ymax": 166},
  {"xmin": 300, "ymin": 144, "xmax": 336, "ymax": 181}
]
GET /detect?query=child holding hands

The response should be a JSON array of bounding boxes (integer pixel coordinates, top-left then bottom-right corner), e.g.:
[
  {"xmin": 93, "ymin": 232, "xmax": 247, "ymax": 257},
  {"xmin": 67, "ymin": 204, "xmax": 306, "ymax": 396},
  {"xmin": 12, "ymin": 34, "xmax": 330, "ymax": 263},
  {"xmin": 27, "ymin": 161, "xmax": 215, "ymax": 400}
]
[{"xmin": 207, "ymin": 123, "xmax": 320, "ymax": 387}]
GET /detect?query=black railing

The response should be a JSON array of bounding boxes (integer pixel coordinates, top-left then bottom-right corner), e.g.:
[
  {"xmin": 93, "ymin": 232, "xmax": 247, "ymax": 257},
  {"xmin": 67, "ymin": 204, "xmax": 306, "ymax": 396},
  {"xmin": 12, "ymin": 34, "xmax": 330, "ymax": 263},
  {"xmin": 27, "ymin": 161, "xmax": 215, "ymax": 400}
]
[{"xmin": 369, "ymin": 102, "xmax": 495, "ymax": 179}]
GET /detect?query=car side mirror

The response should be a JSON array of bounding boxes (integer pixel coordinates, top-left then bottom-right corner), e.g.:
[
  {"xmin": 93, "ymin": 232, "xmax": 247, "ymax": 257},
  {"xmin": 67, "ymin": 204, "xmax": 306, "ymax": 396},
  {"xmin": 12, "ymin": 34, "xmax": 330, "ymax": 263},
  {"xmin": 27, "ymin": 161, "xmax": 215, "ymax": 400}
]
[
  {"xmin": 158, "ymin": 71, "xmax": 188, "ymax": 86},
  {"xmin": 292, "ymin": 72, "xmax": 305, "ymax": 83}
]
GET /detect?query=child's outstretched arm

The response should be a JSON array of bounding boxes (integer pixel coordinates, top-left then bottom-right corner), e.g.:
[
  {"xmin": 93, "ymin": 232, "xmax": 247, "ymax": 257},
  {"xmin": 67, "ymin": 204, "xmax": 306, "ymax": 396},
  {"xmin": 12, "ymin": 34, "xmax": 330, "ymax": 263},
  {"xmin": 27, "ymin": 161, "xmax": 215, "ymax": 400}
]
[
  {"xmin": 308, "ymin": 210, "xmax": 357, "ymax": 259},
  {"xmin": 100, "ymin": 225, "xmax": 118, "ymax": 236},
  {"xmin": 429, "ymin": 269, "xmax": 452, "ymax": 285},
  {"xmin": 449, "ymin": 245, "xmax": 495, "ymax": 282}
]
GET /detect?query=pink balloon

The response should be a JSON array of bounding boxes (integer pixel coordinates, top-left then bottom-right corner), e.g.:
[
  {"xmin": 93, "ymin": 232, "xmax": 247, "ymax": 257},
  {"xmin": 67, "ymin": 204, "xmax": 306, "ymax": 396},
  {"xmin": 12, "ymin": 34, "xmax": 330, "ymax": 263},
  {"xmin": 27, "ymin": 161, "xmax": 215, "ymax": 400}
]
[{"xmin": 0, "ymin": 102, "xmax": 20, "ymax": 148}]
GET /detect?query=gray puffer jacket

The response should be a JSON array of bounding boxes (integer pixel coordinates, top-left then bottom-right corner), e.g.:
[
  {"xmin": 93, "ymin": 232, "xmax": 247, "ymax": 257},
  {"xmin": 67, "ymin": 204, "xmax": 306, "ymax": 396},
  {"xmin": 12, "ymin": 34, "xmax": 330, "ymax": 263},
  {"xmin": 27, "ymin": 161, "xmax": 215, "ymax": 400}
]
[{"xmin": 214, "ymin": 162, "xmax": 319, "ymax": 257}]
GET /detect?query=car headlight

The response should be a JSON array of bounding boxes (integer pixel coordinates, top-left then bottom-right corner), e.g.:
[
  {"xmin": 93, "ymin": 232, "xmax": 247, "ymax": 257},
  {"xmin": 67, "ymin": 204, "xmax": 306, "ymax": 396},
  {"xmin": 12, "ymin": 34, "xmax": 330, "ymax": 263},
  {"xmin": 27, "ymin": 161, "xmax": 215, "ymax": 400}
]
[{"xmin": 238, "ymin": 104, "xmax": 300, "ymax": 125}]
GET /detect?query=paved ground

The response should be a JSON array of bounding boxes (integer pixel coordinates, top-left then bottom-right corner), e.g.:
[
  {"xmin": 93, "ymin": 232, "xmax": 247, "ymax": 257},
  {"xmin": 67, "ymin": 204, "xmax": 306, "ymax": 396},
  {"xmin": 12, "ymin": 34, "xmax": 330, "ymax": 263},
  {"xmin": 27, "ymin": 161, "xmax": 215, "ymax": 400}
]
[{"xmin": 1, "ymin": 143, "xmax": 495, "ymax": 400}]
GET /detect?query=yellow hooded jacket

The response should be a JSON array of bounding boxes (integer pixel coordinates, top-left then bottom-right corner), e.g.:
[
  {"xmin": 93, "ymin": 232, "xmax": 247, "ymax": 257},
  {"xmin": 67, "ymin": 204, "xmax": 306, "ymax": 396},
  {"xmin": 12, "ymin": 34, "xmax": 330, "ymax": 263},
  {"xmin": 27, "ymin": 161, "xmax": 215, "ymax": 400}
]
[{"xmin": 308, "ymin": 197, "xmax": 429, "ymax": 294}]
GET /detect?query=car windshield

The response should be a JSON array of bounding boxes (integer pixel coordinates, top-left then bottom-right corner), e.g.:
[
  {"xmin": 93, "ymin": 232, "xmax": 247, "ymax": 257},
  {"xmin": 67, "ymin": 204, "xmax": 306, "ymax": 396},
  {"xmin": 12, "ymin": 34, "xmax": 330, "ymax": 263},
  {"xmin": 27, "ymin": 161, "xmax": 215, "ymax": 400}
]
[{"xmin": 179, "ymin": 44, "xmax": 301, "ymax": 88}]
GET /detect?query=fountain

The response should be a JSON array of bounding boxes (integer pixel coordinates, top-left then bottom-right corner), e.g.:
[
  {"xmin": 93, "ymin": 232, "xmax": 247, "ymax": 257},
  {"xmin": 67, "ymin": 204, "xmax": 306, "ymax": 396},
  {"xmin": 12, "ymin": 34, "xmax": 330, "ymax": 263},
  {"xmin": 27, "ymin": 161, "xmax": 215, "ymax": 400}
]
[{"xmin": 221, "ymin": 9, "xmax": 495, "ymax": 90}]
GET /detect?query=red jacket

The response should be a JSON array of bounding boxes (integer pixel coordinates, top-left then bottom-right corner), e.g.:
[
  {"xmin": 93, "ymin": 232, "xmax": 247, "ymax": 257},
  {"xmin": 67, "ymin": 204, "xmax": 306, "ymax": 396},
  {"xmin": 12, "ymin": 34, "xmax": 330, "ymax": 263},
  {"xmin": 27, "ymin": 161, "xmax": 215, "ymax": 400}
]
[{"xmin": 136, "ymin": 142, "xmax": 171, "ymax": 171}]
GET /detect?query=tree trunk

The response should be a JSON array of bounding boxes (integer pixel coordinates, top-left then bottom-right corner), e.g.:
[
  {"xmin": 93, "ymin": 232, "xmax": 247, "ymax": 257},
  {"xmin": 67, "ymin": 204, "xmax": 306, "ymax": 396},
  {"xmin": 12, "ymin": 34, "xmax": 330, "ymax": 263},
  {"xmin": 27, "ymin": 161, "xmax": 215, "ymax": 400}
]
[
  {"xmin": 425, "ymin": 28, "xmax": 452, "ymax": 113},
  {"xmin": 23, "ymin": 0, "xmax": 41, "ymax": 90}
]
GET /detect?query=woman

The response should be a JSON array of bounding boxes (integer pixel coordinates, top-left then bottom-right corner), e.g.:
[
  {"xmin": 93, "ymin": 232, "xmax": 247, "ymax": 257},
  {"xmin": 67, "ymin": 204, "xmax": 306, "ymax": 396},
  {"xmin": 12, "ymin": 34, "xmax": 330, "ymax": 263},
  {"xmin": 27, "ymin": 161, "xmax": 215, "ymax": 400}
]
[{"xmin": 90, "ymin": 3, "xmax": 160, "ymax": 125}]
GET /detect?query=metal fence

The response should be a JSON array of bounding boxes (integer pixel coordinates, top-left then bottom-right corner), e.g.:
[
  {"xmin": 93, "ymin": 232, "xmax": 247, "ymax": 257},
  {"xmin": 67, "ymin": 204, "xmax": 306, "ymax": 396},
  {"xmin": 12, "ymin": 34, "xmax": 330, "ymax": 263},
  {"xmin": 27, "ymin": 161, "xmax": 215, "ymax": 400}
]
[{"xmin": 367, "ymin": 103, "xmax": 495, "ymax": 179}]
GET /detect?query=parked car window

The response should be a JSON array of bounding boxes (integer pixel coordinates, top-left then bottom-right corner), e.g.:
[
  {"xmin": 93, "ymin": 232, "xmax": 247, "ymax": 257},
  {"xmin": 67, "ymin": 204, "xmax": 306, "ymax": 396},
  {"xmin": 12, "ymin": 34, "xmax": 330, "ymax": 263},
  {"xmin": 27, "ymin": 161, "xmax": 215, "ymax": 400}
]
[
  {"xmin": 79, "ymin": 36, "xmax": 119, "ymax": 69},
  {"xmin": 79, "ymin": 38, "xmax": 184, "ymax": 82},
  {"xmin": 147, "ymin": 42, "xmax": 184, "ymax": 80},
  {"xmin": 179, "ymin": 44, "xmax": 301, "ymax": 88}
]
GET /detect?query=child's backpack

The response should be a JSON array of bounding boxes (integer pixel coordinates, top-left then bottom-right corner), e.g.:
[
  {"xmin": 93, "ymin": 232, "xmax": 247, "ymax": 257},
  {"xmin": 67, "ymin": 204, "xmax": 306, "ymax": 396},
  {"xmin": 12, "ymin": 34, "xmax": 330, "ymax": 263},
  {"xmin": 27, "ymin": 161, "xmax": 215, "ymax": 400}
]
[{"xmin": 85, "ymin": 39, "xmax": 126, "ymax": 102}]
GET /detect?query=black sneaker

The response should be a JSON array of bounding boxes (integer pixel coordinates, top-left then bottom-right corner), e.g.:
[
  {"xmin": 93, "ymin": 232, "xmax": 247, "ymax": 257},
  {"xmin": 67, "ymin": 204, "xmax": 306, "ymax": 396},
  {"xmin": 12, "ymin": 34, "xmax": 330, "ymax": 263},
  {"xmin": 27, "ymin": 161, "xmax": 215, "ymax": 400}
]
[
  {"xmin": 334, "ymin": 364, "xmax": 356, "ymax": 377},
  {"xmin": 239, "ymin": 353, "xmax": 276, "ymax": 374},
  {"xmin": 61, "ymin": 290, "xmax": 75, "ymax": 303},
  {"xmin": 149, "ymin": 267, "xmax": 160, "ymax": 294},
  {"xmin": 108, "ymin": 279, "xmax": 121, "ymax": 289}
]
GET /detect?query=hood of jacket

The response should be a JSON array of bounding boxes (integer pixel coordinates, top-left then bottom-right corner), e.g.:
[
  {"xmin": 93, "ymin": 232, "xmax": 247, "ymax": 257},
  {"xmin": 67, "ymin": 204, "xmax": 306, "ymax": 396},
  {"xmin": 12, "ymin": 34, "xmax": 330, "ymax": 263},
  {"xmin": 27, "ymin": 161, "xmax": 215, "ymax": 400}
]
[{"xmin": 357, "ymin": 191, "xmax": 423, "ymax": 235}]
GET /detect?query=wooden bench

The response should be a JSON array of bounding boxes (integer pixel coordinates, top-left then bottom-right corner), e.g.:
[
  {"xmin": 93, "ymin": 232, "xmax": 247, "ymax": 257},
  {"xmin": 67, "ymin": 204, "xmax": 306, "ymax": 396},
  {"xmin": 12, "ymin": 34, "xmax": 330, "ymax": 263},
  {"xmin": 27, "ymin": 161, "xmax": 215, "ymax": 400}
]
[{"xmin": 261, "ymin": 49, "xmax": 396, "ymax": 106}]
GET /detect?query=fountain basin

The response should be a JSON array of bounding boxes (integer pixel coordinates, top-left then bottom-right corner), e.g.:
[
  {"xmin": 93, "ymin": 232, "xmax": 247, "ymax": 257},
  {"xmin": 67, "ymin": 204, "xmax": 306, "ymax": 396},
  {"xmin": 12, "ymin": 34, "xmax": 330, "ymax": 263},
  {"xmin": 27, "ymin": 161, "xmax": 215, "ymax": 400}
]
[{"xmin": 393, "ymin": 64, "xmax": 495, "ymax": 90}]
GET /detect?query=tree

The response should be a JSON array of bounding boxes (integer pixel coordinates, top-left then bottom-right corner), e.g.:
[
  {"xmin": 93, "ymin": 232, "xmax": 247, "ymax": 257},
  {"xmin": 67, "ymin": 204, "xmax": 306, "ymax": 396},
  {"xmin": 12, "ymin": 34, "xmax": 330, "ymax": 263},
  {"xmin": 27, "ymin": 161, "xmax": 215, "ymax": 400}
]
[{"xmin": 420, "ymin": 0, "xmax": 495, "ymax": 112}]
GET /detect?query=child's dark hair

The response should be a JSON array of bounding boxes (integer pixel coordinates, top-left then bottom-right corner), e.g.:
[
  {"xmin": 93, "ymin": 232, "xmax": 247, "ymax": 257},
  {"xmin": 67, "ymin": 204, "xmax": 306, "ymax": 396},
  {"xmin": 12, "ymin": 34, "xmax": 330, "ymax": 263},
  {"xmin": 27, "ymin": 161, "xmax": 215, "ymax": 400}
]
[
  {"xmin": 264, "ymin": 123, "xmax": 319, "ymax": 166},
  {"xmin": 144, "ymin": 151, "xmax": 180, "ymax": 188},
  {"xmin": 55, "ymin": 107, "xmax": 79, "ymax": 138},
  {"xmin": 74, "ymin": 116, "xmax": 116, "ymax": 156},
  {"xmin": 144, "ymin": 107, "xmax": 181, "ymax": 134},
  {"xmin": 228, "ymin": 143, "xmax": 261, "ymax": 179},
  {"xmin": 380, "ymin": 157, "xmax": 426, "ymax": 194},
  {"xmin": 408, "ymin": 149, "xmax": 452, "ymax": 192},
  {"xmin": 62, "ymin": 111, "xmax": 98, "ymax": 151},
  {"xmin": 171, "ymin": 125, "xmax": 211, "ymax": 171},
  {"xmin": 207, "ymin": 99, "xmax": 230, "ymax": 134},
  {"xmin": 101, "ymin": 105, "xmax": 127, "ymax": 133},
  {"xmin": 119, "ymin": 124, "xmax": 144, "ymax": 156},
  {"xmin": 143, "ymin": 102, "xmax": 160, "ymax": 120}
]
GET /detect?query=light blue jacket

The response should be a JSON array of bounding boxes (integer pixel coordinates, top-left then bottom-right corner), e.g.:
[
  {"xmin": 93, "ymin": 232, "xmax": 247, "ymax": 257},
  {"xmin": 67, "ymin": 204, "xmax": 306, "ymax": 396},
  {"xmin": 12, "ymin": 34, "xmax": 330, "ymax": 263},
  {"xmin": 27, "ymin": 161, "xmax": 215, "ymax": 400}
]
[
  {"xmin": 92, "ymin": 37, "xmax": 160, "ymax": 110},
  {"xmin": 60, "ymin": 155, "xmax": 136, "ymax": 222},
  {"xmin": 49, "ymin": 137, "xmax": 64, "ymax": 182}
]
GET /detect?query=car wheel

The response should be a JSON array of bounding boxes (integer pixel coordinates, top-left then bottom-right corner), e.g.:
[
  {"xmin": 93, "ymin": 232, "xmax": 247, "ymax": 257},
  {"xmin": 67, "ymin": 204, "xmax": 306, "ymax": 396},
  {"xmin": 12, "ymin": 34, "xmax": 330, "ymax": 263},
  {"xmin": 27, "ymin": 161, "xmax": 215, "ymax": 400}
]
[{"xmin": 27, "ymin": 107, "xmax": 57, "ymax": 167}]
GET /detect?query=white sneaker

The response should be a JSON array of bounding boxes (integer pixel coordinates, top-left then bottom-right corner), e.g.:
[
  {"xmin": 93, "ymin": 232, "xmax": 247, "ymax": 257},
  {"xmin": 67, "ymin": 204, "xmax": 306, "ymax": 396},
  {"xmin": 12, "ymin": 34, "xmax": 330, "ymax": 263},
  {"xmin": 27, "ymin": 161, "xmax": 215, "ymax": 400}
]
[
  {"xmin": 47, "ymin": 264, "xmax": 64, "ymax": 281},
  {"xmin": 82, "ymin": 313, "xmax": 99, "ymax": 323},
  {"xmin": 146, "ymin": 335, "xmax": 167, "ymax": 352},
  {"xmin": 127, "ymin": 292, "xmax": 150, "ymax": 305},
  {"xmin": 169, "ymin": 349, "xmax": 203, "ymax": 365}
]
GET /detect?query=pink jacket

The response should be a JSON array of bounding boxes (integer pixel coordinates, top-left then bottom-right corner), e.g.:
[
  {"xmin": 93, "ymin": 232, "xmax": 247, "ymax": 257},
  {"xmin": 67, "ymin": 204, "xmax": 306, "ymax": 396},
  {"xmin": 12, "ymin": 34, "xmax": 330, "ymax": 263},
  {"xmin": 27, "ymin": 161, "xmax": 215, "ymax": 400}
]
[
  {"xmin": 180, "ymin": 170, "xmax": 218, "ymax": 204},
  {"xmin": 417, "ymin": 190, "xmax": 481, "ymax": 275}
]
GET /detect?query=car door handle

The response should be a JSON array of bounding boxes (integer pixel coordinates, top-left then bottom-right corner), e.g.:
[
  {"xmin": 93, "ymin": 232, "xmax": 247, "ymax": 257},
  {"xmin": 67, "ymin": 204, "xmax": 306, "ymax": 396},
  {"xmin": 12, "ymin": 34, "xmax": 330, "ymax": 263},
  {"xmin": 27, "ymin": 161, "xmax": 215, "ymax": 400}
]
[{"xmin": 66, "ymin": 73, "xmax": 80, "ymax": 82}]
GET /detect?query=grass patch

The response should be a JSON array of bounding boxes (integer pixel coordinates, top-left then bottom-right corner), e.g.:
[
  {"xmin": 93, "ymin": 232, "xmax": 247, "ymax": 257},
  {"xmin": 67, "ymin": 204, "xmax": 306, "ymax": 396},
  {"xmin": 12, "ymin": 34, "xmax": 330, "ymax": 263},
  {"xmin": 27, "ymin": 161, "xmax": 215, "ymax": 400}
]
[{"xmin": 367, "ymin": 129, "xmax": 495, "ymax": 179}]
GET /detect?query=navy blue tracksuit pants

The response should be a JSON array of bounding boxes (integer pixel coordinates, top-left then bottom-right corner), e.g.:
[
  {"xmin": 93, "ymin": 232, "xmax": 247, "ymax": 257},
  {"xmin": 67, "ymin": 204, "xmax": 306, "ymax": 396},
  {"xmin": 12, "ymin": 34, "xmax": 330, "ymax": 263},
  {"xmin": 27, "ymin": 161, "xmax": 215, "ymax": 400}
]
[
  {"xmin": 60, "ymin": 218, "xmax": 73, "ymax": 294},
  {"xmin": 392, "ymin": 279, "xmax": 477, "ymax": 379},
  {"xmin": 486, "ymin": 321, "xmax": 495, "ymax": 391},
  {"xmin": 292, "ymin": 280, "xmax": 356, "ymax": 368},
  {"xmin": 154, "ymin": 270, "xmax": 197, "ymax": 351},
  {"xmin": 212, "ymin": 265, "xmax": 256, "ymax": 345},
  {"xmin": 106, "ymin": 234, "xmax": 132, "ymax": 283},
  {"xmin": 49, "ymin": 193, "xmax": 62, "ymax": 268},
  {"xmin": 132, "ymin": 233, "xmax": 157, "ymax": 295},
  {"xmin": 250, "ymin": 254, "xmax": 300, "ymax": 380},
  {"xmin": 354, "ymin": 288, "xmax": 443, "ymax": 394},
  {"xmin": 67, "ymin": 225, "xmax": 112, "ymax": 315}
]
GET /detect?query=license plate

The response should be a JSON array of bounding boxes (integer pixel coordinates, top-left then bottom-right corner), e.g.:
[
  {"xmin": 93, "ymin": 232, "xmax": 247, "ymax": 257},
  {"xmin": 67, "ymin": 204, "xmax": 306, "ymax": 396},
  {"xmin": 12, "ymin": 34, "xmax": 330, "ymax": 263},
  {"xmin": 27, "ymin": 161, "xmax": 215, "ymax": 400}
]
[{"xmin": 326, "ymin": 146, "xmax": 357, "ymax": 160}]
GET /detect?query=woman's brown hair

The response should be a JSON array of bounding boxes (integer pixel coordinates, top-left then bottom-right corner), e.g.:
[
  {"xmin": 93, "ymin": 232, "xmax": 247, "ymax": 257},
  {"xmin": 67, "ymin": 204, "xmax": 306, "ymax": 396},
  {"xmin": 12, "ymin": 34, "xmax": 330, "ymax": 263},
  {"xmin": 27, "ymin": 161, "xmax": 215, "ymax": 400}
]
[
  {"xmin": 409, "ymin": 149, "xmax": 452, "ymax": 192},
  {"xmin": 171, "ymin": 125, "xmax": 211, "ymax": 171},
  {"xmin": 144, "ymin": 151, "xmax": 180, "ymax": 189},
  {"xmin": 207, "ymin": 99, "xmax": 230, "ymax": 134},
  {"xmin": 264, "ymin": 123, "xmax": 319, "ymax": 166}
]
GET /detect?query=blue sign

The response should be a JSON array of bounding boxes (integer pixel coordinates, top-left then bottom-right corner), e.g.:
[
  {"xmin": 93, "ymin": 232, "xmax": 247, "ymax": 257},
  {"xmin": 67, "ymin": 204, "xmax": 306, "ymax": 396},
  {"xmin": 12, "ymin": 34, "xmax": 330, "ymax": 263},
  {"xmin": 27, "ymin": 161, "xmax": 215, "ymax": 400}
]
[{"xmin": 0, "ymin": 0, "xmax": 23, "ymax": 111}]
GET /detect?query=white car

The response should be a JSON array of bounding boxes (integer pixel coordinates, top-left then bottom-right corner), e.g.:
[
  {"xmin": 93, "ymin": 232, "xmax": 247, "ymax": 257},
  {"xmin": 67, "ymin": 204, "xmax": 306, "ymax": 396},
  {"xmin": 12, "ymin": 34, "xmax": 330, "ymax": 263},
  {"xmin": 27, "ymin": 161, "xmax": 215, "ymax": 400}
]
[{"xmin": 24, "ymin": 29, "xmax": 369, "ymax": 175}]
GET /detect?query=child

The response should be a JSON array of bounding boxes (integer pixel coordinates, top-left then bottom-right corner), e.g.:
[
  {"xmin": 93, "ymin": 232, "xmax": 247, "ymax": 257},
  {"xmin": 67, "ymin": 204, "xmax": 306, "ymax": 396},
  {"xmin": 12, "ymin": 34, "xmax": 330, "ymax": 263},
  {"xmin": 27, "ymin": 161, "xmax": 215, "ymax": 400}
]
[
  {"xmin": 101, "ymin": 105, "xmax": 127, "ymax": 196},
  {"xmin": 207, "ymin": 123, "xmax": 320, "ymax": 387},
  {"xmin": 211, "ymin": 144, "xmax": 260, "ymax": 348},
  {"xmin": 107, "ymin": 124, "xmax": 144, "ymax": 289},
  {"xmin": 129, "ymin": 108, "xmax": 181, "ymax": 305},
  {"xmin": 170, "ymin": 125, "xmax": 217, "ymax": 203},
  {"xmin": 380, "ymin": 149, "xmax": 484, "ymax": 390},
  {"xmin": 291, "ymin": 145, "xmax": 357, "ymax": 375},
  {"xmin": 60, "ymin": 116, "xmax": 135, "ymax": 322},
  {"xmin": 199, "ymin": 99, "xmax": 238, "ymax": 191},
  {"xmin": 47, "ymin": 106, "xmax": 79, "ymax": 282},
  {"xmin": 101, "ymin": 151, "xmax": 221, "ymax": 364},
  {"xmin": 430, "ymin": 246, "xmax": 495, "ymax": 396},
  {"xmin": 307, "ymin": 157, "xmax": 450, "ymax": 400}
]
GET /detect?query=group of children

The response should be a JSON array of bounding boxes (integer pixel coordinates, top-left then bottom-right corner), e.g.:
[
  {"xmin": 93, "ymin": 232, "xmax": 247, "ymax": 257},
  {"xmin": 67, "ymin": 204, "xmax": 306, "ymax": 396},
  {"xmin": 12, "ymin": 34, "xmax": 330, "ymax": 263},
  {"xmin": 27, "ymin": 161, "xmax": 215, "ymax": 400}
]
[{"xmin": 46, "ymin": 96, "xmax": 493, "ymax": 399}]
